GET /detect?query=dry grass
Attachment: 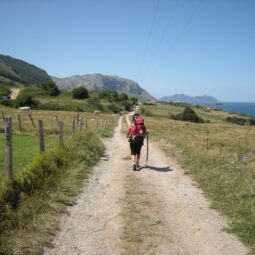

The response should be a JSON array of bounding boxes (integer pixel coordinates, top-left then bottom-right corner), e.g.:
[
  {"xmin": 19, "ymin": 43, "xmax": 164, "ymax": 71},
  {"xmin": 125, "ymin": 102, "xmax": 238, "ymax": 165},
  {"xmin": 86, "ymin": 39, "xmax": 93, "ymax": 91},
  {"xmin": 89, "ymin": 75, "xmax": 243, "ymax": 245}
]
[
  {"xmin": 121, "ymin": 174, "xmax": 162, "ymax": 255},
  {"xmin": 141, "ymin": 103, "xmax": 255, "ymax": 251},
  {"xmin": 0, "ymin": 105, "xmax": 118, "ymax": 178},
  {"xmin": 0, "ymin": 105, "xmax": 116, "ymax": 135}
]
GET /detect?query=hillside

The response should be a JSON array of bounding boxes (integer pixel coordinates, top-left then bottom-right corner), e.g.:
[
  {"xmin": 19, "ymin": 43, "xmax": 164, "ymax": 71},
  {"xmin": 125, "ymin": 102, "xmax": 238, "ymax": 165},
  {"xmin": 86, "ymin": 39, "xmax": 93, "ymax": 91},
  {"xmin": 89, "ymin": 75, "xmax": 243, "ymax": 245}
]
[
  {"xmin": 160, "ymin": 94, "xmax": 219, "ymax": 105},
  {"xmin": 52, "ymin": 74, "xmax": 154, "ymax": 101},
  {"xmin": 0, "ymin": 54, "xmax": 51, "ymax": 84}
]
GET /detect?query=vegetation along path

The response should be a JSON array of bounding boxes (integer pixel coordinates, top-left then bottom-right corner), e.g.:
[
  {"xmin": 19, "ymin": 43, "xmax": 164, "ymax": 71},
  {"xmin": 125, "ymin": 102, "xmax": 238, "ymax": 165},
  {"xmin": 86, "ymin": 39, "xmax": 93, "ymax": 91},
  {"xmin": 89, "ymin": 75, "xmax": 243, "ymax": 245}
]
[{"xmin": 44, "ymin": 116, "xmax": 250, "ymax": 255}]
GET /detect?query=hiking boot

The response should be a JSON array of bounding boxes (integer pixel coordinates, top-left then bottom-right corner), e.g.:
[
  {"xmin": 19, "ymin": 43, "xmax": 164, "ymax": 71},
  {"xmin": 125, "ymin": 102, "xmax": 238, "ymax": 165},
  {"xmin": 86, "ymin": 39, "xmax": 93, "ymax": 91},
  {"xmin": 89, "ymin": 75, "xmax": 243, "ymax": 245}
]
[{"xmin": 133, "ymin": 163, "xmax": 137, "ymax": 171}]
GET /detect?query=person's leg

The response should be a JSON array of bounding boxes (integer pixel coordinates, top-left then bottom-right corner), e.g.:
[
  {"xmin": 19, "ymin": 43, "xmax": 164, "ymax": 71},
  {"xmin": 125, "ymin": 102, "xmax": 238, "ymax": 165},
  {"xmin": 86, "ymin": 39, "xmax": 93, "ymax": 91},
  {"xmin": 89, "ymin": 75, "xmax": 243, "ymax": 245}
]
[
  {"xmin": 136, "ymin": 141, "xmax": 143, "ymax": 166},
  {"xmin": 130, "ymin": 142, "xmax": 136, "ymax": 163},
  {"xmin": 137, "ymin": 154, "xmax": 140, "ymax": 164}
]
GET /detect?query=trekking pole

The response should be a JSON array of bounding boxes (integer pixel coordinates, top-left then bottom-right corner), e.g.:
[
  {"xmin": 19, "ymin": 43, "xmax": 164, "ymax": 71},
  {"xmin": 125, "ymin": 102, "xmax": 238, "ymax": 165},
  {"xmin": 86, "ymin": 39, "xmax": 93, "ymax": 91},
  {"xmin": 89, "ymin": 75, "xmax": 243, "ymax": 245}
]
[{"xmin": 146, "ymin": 132, "xmax": 149, "ymax": 165}]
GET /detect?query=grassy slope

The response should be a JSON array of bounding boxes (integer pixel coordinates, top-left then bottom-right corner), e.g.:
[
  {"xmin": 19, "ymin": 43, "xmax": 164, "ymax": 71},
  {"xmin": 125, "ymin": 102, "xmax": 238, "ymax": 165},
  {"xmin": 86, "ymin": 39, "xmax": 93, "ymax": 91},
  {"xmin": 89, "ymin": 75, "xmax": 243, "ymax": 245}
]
[
  {"xmin": 7, "ymin": 86, "xmax": 129, "ymax": 113},
  {"xmin": 141, "ymin": 103, "xmax": 255, "ymax": 251},
  {"xmin": 0, "ymin": 109, "xmax": 118, "ymax": 254}
]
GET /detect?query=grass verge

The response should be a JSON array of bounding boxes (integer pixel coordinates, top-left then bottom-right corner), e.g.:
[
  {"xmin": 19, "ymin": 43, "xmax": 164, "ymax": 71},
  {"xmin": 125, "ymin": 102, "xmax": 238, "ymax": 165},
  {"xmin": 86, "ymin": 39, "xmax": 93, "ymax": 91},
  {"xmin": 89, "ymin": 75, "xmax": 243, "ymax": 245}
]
[
  {"xmin": 141, "ymin": 104, "xmax": 255, "ymax": 252},
  {"xmin": 0, "ymin": 130, "xmax": 104, "ymax": 255}
]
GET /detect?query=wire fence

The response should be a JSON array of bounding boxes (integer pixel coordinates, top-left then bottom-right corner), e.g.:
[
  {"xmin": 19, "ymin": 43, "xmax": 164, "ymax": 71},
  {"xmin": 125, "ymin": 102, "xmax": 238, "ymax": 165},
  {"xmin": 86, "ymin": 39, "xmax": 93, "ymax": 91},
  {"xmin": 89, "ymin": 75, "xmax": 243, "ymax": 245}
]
[
  {"xmin": 166, "ymin": 120, "xmax": 255, "ymax": 171},
  {"xmin": 0, "ymin": 110, "xmax": 117, "ymax": 178}
]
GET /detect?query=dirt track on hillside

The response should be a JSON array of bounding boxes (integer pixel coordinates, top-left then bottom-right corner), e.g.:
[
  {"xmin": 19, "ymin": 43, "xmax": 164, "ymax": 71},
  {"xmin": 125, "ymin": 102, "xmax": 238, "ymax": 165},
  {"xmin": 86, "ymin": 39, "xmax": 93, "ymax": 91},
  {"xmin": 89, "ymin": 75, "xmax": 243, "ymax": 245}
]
[
  {"xmin": 44, "ymin": 116, "xmax": 250, "ymax": 255},
  {"xmin": 10, "ymin": 88, "xmax": 20, "ymax": 99}
]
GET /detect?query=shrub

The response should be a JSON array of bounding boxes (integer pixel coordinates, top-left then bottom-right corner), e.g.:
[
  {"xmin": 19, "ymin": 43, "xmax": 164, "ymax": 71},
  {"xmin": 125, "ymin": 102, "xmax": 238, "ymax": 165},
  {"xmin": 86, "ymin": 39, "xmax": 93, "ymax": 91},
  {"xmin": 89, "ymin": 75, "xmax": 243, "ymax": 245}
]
[
  {"xmin": 226, "ymin": 116, "xmax": 255, "ymax": 126},
  {"xmin": 107, "ymin": 103, "xmax": 121, "ymax": 113},
  {"xmin": 119, "ymin": 92, "xmax": 129, "ymax": 101},
  {"xmin": 0, "ymin": 86, "xmax": 11, "ymax": 97},
  {"xmin": 0, "ymin": 131, "xmax": 104, "ymax": 253},
  {"xmin": 14, "ymin": 91, "xmax": 39, "ymax": 108},
  {"xmin": 171, "ymin": 106, "xmax": 204, "ymax": 123},
  {"xmin": 86, "ymin": 97, "xmax": 103, "ymax": 111},
  {"xmin": 40, "ymin": 80, "xmax": 60, "ymax": 96},
  {"xmin": 72, "ymin": 87, "xmax": 89, "ymax": 99}
]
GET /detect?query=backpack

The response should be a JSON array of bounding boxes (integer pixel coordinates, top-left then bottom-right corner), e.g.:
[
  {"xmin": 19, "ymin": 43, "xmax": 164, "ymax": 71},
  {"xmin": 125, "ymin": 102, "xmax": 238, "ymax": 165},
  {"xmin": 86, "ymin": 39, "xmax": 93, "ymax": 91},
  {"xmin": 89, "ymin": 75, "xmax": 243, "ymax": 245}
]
[{"xmin": 131, "ymin": 117, "xmax": 145, "ymax": 143}]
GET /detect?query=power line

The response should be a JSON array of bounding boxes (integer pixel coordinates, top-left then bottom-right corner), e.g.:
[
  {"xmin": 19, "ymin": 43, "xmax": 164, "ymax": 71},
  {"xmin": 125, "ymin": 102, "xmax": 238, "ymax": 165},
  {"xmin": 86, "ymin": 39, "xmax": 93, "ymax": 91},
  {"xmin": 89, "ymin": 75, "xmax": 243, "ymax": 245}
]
[
  {"xmin": 176, "ymin": 0, "xmax": 203, "ymax": 42},
  {"xmin": 151, "ymin": 0, "xmax": 178, "ymax": 63},
  {"xmin": 136, "ymin": 0, "xmax": 160, "ymax": 84},
  {"xmin": 139, "ymin": 0, "xmax": 178, "ymax": 82},
  {"xmin": 149, "ymin": 0, "xmax": 204, "ymax": 74}
]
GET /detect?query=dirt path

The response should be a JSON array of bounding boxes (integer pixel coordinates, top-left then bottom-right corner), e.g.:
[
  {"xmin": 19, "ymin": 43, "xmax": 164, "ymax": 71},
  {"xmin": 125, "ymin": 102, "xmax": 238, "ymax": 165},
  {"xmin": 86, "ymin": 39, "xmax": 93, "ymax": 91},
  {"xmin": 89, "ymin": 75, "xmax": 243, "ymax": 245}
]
[
  {"xmin": 10, "ymin": 88, "xmax": 20, "ymax": 99},
  {"xmin": 44, "ymin": 116, "xmax": 250, "ymax": 255}
]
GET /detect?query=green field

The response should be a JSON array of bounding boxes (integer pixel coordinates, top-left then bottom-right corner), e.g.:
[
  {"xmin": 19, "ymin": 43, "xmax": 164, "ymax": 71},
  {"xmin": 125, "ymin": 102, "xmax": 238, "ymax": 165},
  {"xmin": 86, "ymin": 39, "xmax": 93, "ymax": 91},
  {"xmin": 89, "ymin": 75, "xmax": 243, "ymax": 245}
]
[
  {"xmin": 141, "ymin": 103, "xmax": 255, "ymax": 250},
  {"xmin": 0, "ymin": 104, "xmax": 118, "ymax": 179},
  {"xmin": 0, "ymin": 134, "xmax": 58, "ymax": 177}
]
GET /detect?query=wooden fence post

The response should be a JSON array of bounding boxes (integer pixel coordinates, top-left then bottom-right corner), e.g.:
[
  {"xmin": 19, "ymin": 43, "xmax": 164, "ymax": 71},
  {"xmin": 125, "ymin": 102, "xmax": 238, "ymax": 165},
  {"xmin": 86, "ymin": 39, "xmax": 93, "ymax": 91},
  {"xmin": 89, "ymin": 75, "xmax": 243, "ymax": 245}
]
[
  {"xmin": 4, "ymin": 116, "xmax": 12, "ymax": 178},
  {"xmin": 105, "ymin": 119, "xmax": 109, "ymax": 129},
  {"xmin": 77, "ymin": 118, "xmax": 81, "ymax": 130},
  {"xmin": 72, "ymin": 119, "xmax": 76, "ymax": 136},
  {"xmin": 28, "ymin": 112, "xmax": 36, "ymax": 128},
  {"xmin": 59, "ymin": 121, "xmax": 64, "ymax": 145},
  {"xmin": 39, "ymin": 120, "xmax": 45, "ymax": 153},
  {"xmin": 56, "ymin": 115, "xmax": 60, "ymax": 127},
  {"xmin": 96, "ymin": 118, "xmax": 99, "ymax": 131},
  {"xmin": 76, "ymin": 113, "xmax": 80, "ymax": 128},
  {"xmin": 104, "ymin": 120, "xmax": 107, "ymax": 129},
  {"xmin": 18, "ymin": 114, "xmax": 22, "ymax": 131},
  {"xmin": 82, "ymin": 117, "xmax": 85, "ymax": 129},
  {"xmin": 2, "ymin": 112, "xmax": 5, "ymax": 124},
  {"xmin": 206, "ymin": 130, "xmax": 209, "ymax": 151}
]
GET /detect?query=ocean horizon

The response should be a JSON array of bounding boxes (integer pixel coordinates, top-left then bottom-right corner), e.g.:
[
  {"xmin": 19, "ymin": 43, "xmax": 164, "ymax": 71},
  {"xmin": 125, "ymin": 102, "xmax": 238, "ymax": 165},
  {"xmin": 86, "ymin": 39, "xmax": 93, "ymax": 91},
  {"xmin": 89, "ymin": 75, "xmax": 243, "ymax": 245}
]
[{"xmin": 212, "ymin": 102, "xmax": 255, "ymax": 118}]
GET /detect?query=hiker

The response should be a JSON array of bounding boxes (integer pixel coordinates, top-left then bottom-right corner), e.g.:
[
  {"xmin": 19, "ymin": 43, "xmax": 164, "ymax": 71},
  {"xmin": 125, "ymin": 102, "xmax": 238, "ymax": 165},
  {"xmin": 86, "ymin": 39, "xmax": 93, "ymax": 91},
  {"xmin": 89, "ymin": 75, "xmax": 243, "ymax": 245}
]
[{"xmin": 127, "ymin": 113, "xmax": 147, "ymax": 171}]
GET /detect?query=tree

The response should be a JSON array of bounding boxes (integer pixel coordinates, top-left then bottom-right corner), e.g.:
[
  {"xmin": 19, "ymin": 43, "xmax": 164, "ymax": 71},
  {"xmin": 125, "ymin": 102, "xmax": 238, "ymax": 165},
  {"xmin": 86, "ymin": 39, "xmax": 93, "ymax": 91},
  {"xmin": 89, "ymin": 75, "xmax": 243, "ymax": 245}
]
[
  {"xmin": 172, "ymin": 106, "xmax": 204, "ymax": 123},
  {"xmin": 14, "ymin": 92, "xmax": 38, "ymax": 107},
  {"xmin": 119, "ymin": 92, "xmax": 128, "ymax": 101},
  {"xmin": 41, "ymin": 80, "xmax": 60, "ymax": 96},
  {"xmin": 72, "ymin": 87, "xmax": 89, "ymax": 99}
]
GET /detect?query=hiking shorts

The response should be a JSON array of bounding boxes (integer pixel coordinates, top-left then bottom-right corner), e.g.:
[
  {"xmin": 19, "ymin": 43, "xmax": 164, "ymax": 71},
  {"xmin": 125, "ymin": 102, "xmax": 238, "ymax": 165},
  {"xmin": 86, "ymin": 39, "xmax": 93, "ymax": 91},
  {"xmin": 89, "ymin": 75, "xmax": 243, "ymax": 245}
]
[{"xmin": 130, "ymin": 140, "xmax": 143, "ymax": 155}]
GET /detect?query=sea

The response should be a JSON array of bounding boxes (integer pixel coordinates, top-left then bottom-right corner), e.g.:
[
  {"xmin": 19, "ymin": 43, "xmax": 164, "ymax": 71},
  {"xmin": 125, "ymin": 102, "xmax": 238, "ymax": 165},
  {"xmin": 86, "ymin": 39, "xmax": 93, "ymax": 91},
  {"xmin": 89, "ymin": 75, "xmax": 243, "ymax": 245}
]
[{"xmin": 211, "ymin": 102, "xmax": 255, "ymax": 118}]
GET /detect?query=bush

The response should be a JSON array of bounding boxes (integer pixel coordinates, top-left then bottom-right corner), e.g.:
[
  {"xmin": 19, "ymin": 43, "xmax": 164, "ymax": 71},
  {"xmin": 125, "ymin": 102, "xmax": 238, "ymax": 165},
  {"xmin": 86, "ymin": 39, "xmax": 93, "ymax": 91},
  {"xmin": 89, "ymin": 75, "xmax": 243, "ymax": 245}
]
[
  {"xmin": 107, "ymin": 103, "xmax": 121, "ymax": 113},
  {"xmin": 40, "ymin": 80, "xmax": 60, "ymax": 96},
  {"xmin": 0, "ymin": 131, "xmax": 104, "ymax": 253},
  {"xmin": 171, "ymin": 106, "xmax": 204, "ymax": 123},
  {"xmin": 86, "ymin": 97, "xmax": 103, "ymax": 111},
  {"xmin": 120, "ymin": 99, "xmax": 134, "ymax": 111},
  {"xmin": 226, "ymin": 116, "xmax": 255, "ymax": 126},
  {"xmin": 0, "ymin": 86, "xmax": 11, "ymax": 97},
  {"xmin": 14, "ymin": 91, "xmax": 39, "ymax": 108},
  {"xmin": 72, "ymin": 87, "xmax": 89, "ymax": 99},
  {"xmin": 119, "ymin": 92, "xmax": 129, "ymax": 101}
]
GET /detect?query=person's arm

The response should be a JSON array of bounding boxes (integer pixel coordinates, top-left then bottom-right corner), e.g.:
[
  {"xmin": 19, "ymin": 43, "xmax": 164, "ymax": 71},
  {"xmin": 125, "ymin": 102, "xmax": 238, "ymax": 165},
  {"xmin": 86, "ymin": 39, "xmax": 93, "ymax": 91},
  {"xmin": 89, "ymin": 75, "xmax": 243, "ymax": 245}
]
[
  {"xmin": 126, "ymin": 126, "xmax": 131, "ymax": 138},
  {"xmin": 143, "ymin": 126, "xmax": 148, "ymax": 137}
]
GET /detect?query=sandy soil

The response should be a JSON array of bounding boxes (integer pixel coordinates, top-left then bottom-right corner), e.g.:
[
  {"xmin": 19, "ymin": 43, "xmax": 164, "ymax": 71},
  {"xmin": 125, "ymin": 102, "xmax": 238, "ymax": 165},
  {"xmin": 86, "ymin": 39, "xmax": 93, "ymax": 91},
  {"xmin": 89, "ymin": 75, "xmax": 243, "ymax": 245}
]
[
  {"xmin": 10, "ymin": 88, "xmax": 20, "ymax": 99},
  {"xmin": 44, "ymin": 116, "xmax": 250, "ymax": 255}
]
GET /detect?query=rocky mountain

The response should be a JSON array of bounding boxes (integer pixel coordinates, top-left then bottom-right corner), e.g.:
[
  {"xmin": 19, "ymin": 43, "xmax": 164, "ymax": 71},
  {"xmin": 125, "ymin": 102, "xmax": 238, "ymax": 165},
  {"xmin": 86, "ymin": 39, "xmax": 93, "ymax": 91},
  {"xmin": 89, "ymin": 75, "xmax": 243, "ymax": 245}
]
[
  {"xmin": 160, "ymin": 94, "xmax": 219, "ymax": 105},
  {"xmin": 0, "ymin": 54, "xmax": 51, "ymax": 84},
  {"xmin": 52, "ymin": 74, "xmax": 154, "ymax": 101}
]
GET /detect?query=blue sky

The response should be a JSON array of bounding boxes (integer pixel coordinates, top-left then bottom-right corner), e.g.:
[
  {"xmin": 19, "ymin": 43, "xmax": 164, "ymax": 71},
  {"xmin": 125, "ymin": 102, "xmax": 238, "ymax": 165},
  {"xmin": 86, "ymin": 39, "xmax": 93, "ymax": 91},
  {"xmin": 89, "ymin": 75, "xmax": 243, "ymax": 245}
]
[{"xmin": 1, "ymin": 0, "xmax": 255, "ymax": 102}]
